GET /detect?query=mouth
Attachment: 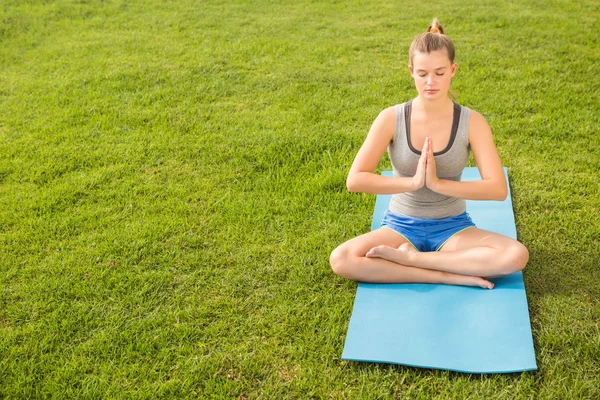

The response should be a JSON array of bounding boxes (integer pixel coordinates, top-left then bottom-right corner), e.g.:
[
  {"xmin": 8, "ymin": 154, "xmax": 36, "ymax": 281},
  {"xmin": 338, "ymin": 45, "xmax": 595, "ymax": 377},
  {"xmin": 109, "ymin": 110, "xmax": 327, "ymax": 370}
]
[{"xmin": 425, "ymin": 89, "xmax": 439, "ymax": 94}]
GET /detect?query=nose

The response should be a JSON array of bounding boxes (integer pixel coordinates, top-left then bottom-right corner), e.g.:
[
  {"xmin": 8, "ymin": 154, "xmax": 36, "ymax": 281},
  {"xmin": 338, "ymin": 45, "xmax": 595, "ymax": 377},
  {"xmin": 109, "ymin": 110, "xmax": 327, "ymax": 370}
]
[{"xmin": 426, "ymin": 74, "xmax": 435, "ymax": 85}]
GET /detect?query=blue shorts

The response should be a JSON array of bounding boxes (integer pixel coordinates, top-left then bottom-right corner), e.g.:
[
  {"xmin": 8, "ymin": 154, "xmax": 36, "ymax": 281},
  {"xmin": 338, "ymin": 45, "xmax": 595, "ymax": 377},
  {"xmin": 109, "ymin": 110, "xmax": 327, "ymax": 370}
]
[{"xmin": 380, "ymin": 210, "xmax": 476, "ymax": 252}]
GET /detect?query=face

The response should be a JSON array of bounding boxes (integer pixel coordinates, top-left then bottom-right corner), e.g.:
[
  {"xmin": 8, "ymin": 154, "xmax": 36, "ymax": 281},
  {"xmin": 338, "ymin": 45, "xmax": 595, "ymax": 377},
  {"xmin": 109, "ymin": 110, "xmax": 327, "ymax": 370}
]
[{"xmin": 409, "ymin": 50, "xmax": 457, "ymax": 100}]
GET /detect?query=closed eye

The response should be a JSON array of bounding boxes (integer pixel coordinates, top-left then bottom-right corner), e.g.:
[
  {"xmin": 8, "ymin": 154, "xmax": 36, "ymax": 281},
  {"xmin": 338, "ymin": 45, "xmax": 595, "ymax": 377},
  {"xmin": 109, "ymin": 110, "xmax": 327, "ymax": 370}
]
[{"xmin": 418, "ymin": 73, "xmax": 446, "ymax": 77}]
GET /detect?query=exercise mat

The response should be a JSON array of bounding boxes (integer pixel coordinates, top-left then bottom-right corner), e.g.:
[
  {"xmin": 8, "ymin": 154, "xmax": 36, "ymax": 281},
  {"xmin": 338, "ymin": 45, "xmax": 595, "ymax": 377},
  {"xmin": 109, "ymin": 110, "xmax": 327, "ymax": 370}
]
[{"xmin": 341, "ymin": 168, "xmax": 537, "ymax": 373}]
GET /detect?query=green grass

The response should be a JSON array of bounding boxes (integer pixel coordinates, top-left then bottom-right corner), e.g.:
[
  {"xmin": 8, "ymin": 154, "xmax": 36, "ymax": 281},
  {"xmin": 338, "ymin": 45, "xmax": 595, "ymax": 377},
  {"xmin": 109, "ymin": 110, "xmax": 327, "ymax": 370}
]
[{"xmin": 1, "ymin": 0, "xmax": 599, "ymax": 398}]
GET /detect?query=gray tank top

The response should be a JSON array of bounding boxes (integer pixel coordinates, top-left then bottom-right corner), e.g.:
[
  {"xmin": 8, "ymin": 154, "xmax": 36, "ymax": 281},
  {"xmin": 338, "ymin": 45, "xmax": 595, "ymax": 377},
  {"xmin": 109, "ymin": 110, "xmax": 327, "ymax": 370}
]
[{"xmin": 388, "ymin": 101, "xmax": 471, "ymax": 219}]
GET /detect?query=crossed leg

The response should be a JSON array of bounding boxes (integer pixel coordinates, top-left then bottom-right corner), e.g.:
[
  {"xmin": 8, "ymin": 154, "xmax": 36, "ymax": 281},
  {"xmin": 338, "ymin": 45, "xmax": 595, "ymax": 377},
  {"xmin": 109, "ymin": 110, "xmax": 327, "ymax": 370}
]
[
  {"xmin": 330, "ymin": 228, "xmax": 494, "ymax": 289},
  {"xmin": 366, "ymin": 227, "xmax": 529, "ymax": 278}
]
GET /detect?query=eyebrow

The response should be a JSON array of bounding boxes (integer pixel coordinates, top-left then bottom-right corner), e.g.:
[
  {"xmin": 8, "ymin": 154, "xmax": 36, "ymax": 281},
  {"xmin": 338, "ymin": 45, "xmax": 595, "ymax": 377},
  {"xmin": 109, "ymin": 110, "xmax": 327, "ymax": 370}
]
[{"xmin": 416, "ymin": 67, "xmax": 447, "ymax": 72}]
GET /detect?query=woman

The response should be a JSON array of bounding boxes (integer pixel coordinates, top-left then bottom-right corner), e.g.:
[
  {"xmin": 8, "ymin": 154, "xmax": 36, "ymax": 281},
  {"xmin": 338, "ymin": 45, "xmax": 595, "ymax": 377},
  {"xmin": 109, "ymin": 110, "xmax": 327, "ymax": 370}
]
[{"xmin": 329, "ymin": 19, "xmax": 529, "ymax": 289}]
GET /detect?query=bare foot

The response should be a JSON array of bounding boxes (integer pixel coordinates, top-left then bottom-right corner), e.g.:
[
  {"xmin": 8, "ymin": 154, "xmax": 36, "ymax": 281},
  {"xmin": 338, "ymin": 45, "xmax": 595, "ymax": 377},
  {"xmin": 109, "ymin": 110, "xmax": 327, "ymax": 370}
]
[
  {"xmin": 461, "ymin": 275, "xmax": 495, "ymax": 289},
  {"xmin": 366, "ymin": 245, "xmax": 411, "ymax": 264},
  {"xmin": 398, "ymin": 243, "xmax": 417, "ymax": 252},
  {"xmin": 365, "ymin": 243, "xmax": 494, "ymax": 289}
]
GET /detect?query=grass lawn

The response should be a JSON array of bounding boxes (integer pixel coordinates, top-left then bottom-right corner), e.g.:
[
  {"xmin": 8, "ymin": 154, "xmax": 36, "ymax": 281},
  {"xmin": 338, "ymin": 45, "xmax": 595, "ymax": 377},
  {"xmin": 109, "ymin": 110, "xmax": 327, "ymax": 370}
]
[{"xmin": 1, "ymin": 0, "xmax": 599, "ymax": 398}]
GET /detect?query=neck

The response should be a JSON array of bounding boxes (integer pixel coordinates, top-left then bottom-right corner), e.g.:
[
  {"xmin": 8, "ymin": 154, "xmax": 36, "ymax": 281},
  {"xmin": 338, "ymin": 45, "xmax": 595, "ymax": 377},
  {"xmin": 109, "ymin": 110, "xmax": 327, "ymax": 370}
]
[{"xmin": 413, "ymin": 96, "xmax": 453, "ymax": 115}]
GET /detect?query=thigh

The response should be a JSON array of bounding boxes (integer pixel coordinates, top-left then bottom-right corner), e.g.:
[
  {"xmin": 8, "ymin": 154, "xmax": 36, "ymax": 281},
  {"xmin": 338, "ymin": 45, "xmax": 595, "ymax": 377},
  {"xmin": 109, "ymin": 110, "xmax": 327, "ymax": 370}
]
[
  {"xmin": 439, "ymin": 227, "xmax": 521, "ymax": 252},
  {"xmin": 335, "ymin": 227, "xmax": 411, "ymax": 257}
]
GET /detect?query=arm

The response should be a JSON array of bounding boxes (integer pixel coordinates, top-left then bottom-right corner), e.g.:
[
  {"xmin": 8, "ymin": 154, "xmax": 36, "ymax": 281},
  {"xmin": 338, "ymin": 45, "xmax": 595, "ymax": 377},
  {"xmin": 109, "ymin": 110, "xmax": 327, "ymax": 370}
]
[
  {"xmin": 426, "ymin": 111, "xmax": 508, "ymax": 201},
  {"xmin": 347, "ymin": 107, "xmax": 426, "ymax": 194}
]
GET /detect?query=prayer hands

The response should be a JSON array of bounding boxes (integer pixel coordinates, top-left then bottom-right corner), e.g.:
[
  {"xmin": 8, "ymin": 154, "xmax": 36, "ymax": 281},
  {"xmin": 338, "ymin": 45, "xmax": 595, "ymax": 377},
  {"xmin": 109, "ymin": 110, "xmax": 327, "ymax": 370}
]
[
  {"xmin": 412, "ymin": 137, "xmax": 439, "ymax": 191},
  {"xmin": 425, "ymin": 138, "xmax": 439, "ymax": 189},
  {"xmin": 412, "ymin": 139, "xmax": 428, "ymax": 189}
]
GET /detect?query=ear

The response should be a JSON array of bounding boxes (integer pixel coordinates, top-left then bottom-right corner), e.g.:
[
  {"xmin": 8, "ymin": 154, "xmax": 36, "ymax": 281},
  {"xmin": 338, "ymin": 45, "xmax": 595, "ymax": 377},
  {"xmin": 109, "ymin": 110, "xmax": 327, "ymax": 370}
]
[
  {"xmin": 450, "ymin": 63, "xmax": 457, "ymax": 77},
  {"xmin": 408, "ymin": 65, "xmax": 414, "ymax": 78}
]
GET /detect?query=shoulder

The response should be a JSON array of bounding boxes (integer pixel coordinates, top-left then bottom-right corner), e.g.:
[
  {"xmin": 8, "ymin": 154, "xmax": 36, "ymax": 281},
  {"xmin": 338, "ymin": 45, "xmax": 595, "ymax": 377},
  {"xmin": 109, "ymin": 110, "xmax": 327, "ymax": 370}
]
[
  {"xmin": 464, "ymin": 109, "xmax": 493, "ymax": 139},
  {"xmin": 371, "ymin": 101, "xmax": 413, "ymax": 131},
  {"xmin": 369, "ymin": 105, "xmax": 399, "ymax": 135},
  {"xmin": 374, "ymin": 102, "xmax": 410, "ymax": 125},
  {"xmin": 377, "ymin": 105, "xmax": 399, "ymax": 120},
  {"xmin": 465, "ymin": 109, "xmax": 497, "ymax": 151},
  {"xmin": 466, "ymin": 109, "xmax": 490, "ymax": 129}
]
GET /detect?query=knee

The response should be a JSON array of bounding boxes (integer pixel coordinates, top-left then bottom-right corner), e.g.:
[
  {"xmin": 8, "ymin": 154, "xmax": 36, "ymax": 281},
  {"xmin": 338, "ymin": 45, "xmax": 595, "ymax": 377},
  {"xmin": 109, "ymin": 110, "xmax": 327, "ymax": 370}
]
[
  {"xmin": 499, "ymin": 242, "xmax": 529, "ymax": 275},
  {"xmin": 329, "ymin": 246, "xmax": 355, "ymax": 279}
]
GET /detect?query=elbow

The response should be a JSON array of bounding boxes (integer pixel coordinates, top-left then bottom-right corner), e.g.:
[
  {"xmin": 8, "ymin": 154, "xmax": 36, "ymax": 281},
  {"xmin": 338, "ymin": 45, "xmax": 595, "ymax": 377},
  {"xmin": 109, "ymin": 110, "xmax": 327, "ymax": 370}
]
[
  {"xmin": 346, "ymin": 174, "xmax": 359, "ymax": 192},
  {"xmin": 495, "ymin": 187, "xmax": 508, "ymax": 201},
  {"xmin": 497, "ymin": 184, "xmax": 508, "ymax": 201},
  {"xmin": 488, "ymin": 180, "xmax": 508, "ymax": 201}
]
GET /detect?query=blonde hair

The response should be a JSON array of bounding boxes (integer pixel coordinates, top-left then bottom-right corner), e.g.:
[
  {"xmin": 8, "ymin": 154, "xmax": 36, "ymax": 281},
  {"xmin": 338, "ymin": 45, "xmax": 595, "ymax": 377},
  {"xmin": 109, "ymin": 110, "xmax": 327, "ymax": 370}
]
[{"xmin": 408, "ymin": 18, "xmax": 455, "ymax": 66}]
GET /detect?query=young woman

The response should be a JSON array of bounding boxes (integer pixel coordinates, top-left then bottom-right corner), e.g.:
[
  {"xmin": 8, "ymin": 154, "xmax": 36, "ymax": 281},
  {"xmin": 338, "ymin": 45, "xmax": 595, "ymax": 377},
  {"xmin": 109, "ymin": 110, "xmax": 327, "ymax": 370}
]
[{"xmin": 329, "ymin": 19, "xmax": 529, "ymax": 289}]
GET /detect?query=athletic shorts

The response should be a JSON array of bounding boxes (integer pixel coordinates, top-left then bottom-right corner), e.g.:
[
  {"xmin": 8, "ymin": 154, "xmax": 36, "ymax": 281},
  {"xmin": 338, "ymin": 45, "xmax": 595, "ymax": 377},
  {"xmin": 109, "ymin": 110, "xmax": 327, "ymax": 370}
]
[{"xmin": 380, "ymin": 210, "xmax": 476, "ymax": 252}]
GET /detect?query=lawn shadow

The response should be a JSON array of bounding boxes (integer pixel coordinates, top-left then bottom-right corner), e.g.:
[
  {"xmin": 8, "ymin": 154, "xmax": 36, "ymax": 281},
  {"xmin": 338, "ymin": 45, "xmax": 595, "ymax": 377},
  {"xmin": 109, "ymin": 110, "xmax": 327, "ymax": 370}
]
[{"xmin": 347, "ymin": 360, "xmax": 539, "ymax": 382}]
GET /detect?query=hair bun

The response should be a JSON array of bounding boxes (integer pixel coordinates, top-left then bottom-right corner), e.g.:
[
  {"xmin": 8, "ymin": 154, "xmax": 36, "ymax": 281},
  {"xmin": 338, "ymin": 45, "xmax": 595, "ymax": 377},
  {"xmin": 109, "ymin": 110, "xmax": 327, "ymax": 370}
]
[{"xmin": 427, "ymin": 18, "xmax": 444, "ymax": 34}]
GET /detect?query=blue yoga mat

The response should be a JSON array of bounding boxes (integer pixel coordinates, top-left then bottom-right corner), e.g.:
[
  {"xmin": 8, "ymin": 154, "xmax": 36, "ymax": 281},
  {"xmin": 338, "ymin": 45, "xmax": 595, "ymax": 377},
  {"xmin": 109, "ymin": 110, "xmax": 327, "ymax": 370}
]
[{"xmin": 341, "ymin": 168, "xmax": 537, "ymax": 373}]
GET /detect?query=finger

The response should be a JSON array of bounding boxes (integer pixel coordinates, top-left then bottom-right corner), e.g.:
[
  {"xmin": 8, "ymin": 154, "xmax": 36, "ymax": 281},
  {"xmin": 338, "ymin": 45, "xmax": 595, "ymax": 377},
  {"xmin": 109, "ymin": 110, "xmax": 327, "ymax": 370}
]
[{"xmin": 427, "ymin": 139, "xmax": 434, "ymax": 160}]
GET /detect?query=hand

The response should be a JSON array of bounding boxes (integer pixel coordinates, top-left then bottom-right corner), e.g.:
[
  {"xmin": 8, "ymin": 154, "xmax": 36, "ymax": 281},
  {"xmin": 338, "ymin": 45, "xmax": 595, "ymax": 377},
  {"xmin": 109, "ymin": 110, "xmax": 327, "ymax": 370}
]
[
  {"xmin": 425, "ymin": 137, "xmax": 440, "ymax": 190},
  {"xmin": 411, "ymin": 138, "xmax": 428, "ymax": 190}
]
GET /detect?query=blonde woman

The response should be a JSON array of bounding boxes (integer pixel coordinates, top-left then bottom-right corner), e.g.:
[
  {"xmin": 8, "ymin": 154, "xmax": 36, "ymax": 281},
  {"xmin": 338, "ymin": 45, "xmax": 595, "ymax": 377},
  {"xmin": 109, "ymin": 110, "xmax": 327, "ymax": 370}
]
[{"xmin": 330, "ymin": 19, "xmax": 529, "ymax": 289}]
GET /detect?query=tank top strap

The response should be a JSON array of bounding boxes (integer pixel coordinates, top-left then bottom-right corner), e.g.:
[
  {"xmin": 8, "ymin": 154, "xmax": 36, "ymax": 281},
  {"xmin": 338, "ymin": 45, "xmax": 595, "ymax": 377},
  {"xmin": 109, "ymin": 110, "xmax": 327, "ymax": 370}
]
[
  {"xmin": 455, "ymin": 104, "xmax": 471, "ymax": 151},
  {"xmin": 393, "ymin": 101, "xmax": 409, "ymax": 146}
]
